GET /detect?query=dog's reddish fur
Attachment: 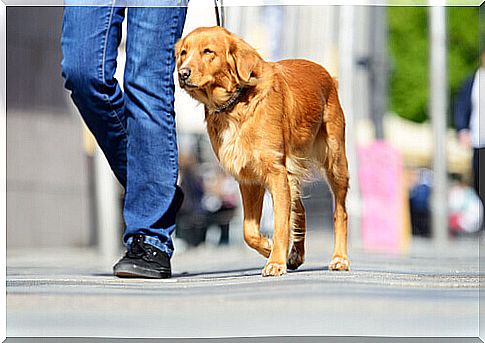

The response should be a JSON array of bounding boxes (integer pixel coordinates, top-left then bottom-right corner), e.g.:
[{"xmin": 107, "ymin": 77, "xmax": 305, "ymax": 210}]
[{"xmin": 175, "ymin": 26, "xmax": 350, "ymax": 276}]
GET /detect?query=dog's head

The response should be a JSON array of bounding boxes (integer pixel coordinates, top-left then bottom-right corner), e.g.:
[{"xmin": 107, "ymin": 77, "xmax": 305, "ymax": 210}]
[{"xmin": 175, "ymin": 26, "xmax": 264, "ymax": 108}]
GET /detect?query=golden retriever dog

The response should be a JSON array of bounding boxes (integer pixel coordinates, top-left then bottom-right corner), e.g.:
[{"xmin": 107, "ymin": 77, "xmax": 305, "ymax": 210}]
[{"xmin": 175, "ymin": 26, "xmax": 349, "ymax": 276}]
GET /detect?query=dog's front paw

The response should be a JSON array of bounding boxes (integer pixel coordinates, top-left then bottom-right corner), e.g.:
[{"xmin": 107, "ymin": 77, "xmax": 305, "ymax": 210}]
[
  {"xmin": 328, "ymin": 256, "xmax": 350, "ymax": 271},
  {"xmin": 262, "ymin": 261, "xmax": 287, "ymax": 277}
]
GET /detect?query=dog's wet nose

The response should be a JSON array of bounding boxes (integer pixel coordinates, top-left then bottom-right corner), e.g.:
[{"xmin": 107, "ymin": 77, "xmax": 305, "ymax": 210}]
[{"xmin": 178, "ymin": 67, "xmax": 191, "ymax": 81}]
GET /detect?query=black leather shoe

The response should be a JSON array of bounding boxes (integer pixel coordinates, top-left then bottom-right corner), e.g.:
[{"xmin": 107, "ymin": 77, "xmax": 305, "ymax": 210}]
[{"xmin": 113, "ymin": 235, "xmax": 171, "ymax": 279}]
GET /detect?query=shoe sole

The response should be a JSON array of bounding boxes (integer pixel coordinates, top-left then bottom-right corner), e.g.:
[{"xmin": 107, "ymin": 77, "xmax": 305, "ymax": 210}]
[{"xmin": 113, "ymin": 263, "xmax": 171, "ymax": 279}]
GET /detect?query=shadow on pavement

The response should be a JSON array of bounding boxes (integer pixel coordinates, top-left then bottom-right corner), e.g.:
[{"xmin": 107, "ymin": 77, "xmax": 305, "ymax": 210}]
[{"xmin": 91, "ymin": 265, "xmax": 334, "ymax": 279}]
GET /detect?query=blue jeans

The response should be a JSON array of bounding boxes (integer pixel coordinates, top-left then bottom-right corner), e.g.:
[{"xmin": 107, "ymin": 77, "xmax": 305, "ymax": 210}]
[{"xmin": 61, "ymin": 4, "xmax": 187, "ymax": 257}]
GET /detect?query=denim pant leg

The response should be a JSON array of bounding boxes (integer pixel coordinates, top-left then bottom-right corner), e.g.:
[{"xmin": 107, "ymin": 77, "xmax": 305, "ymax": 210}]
[
  {"xmin": 122, "ymin": 6, "xmax": 187, "ymax": 257},
  {"xmin": 61, "ymin": 6, "xmax": 128, "ymax": 186}
]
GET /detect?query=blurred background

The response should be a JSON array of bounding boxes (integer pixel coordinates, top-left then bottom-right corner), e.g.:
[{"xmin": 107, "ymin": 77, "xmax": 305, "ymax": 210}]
[{"xmin": 6, "ymin": 2, "xmax": 484, "ymax": 259}]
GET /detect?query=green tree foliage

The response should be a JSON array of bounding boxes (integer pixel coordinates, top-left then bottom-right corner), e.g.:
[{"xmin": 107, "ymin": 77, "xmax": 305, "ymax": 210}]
[
  {"xmin": 448, "ymin": 7, "xmax": 480, "ymax": 107},
  {"xmin": 388, "ymin": 7, "xmax": 479, "ymax": 123}
]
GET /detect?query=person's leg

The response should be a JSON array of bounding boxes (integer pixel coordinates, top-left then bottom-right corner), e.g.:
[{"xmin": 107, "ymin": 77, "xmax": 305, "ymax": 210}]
[
  {"xmin": 219, "ymin": 223, "xmax": 230, "ymax": 245},
  {"xmin": 472, "ymin": 147, "xmax": 485, "ymax": 232},
  {"xmin": 474, "ymin": 148, "xmax": 485, "ymax": 231},
  {"xmin": 473, "ymin": 148, "xmax": 479, "ymax": 196},
  {"xmin": 479, "ymin": 148, "xmax": 485, "ymax": 204},
  {"xmin": 473, "ymin": 148, "xmax": 484, "ymax": 202},
  {"xmin": 121, "ymin": 5, "xmax": 187, "ymax": 257},
  {"xmin": 61, "ymin": 6, "xmax": 128, "ymax": 185}
]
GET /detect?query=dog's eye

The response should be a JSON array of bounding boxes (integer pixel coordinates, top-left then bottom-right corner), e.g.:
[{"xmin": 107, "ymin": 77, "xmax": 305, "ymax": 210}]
[
  {"xmin": 203, "ymin": 48, "xmax": 214, "ymax": 55},
  {"xmin": 180, "ymin": 49, "xmax": 187, "ymax": 57}
]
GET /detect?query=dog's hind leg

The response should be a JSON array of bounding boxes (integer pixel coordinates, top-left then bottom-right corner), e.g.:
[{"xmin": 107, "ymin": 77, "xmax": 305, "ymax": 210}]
[
  {"xmin": 287, "ymin": 174, "xmax": 306, "ymax": 270},
  {"xmin": 287, "ymin": 197, "xmax": 306, "ymax": 270},
  {"xmin": 239, "ymin": 183, "xmax": 272, "ymax": 258},
  {"xmin": 321, "ymin": 103, "xmax": 350, "ymax": 271}
]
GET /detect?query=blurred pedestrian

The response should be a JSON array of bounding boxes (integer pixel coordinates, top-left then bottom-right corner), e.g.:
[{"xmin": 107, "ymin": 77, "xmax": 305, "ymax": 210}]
[
  {"xmin": 61, "ymin": 1, "xmax": 187, "ymax": 278},
  {"xmin": 454, "ymin": 49, "xmax": 484, "ymax": 205},
  {"xmin": 176, "ymin": 152, "xmax": 210, "ymax": 247},
  {"xmin": 409, "ymin": 168, "xmax": 432, "ymax": 237},
  {"xmin": 448, "ymin": 174, "xmax": 483, "ymax": 236},
  {"xmin": 203, "ymin": 169, "xmax": 238, "ymax": 246}
]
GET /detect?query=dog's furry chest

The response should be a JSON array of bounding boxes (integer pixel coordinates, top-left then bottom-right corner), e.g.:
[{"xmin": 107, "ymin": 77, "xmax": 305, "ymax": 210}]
[
  {"xmin": 213, "ymin": 120, "xmax": 251, "ymax": 178},
  {"xmin": 206, "ymin": 116, "xmax": 268, "ymax": 181}
]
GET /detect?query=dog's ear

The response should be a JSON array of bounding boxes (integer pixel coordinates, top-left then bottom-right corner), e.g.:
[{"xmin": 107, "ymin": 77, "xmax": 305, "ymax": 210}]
[{"xmin": 229, "ymin": 39, "xmax": 262, "ymax": 86}]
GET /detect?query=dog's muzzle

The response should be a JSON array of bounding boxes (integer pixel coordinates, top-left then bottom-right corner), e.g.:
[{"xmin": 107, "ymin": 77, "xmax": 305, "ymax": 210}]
[{"xmin": 178, "ymin": 67, "xmax": 191, "ymax": 81}]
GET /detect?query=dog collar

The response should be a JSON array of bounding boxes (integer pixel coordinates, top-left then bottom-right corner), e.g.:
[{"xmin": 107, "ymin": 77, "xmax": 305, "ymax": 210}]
[{"xmin": 213, "ymin": 86, "xmax": 246, "ymax": 114}]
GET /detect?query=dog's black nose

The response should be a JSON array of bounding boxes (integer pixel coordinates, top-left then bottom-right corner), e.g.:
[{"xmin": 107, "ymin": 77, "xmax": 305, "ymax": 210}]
[{"xmin": 178, "ymin": 67, "xmax": 191, "ymax": 81}]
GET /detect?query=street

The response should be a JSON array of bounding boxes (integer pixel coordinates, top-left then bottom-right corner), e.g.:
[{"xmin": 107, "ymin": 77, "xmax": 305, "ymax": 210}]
[{"xmin": 6, "ymin": 230, "xmax": 481, "ymax": 338}]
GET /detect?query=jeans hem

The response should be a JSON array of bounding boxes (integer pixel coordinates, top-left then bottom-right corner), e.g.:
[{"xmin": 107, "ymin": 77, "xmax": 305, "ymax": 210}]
[{"xmin": 126, "ymin": 235, "xmax": 173, "ymax": 258}]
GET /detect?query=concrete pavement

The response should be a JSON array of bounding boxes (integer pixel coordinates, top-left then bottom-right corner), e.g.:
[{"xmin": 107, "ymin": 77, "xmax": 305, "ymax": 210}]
[{"xmin": 6, "ymin": 230, "xmax": 483, "ymax": 339}]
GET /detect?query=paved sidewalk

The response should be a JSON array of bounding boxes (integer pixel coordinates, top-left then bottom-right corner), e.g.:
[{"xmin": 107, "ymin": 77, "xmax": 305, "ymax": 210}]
[{"xmin": 6, "ymin": 230, "xmax": 482, "ymax": 338}]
